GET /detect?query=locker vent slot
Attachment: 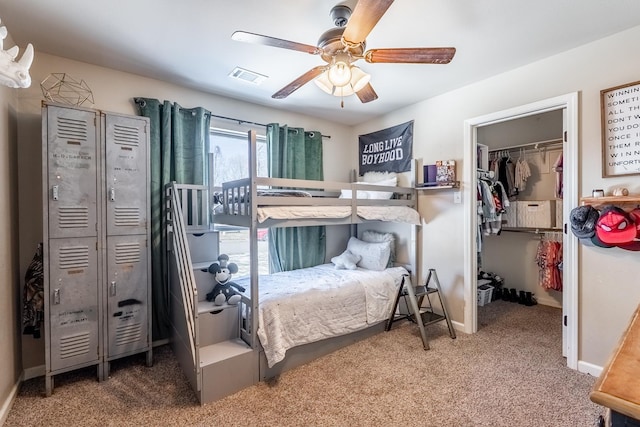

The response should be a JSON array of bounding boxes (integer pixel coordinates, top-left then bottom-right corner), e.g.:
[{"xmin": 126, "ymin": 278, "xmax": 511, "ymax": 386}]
[
  {"xmin": 115, "ymin": 242, "xmax": 140, "ymax": 264},
  {"xmin": 114, "ymin": 207, "xmax": 140, "ymax": 226},
  {"xmin": 58, "ymin": 206, "xmax": 89, "ymax": 228},
  {"xmin": 115, "ymin": 323, "xmax": 142, "ymax": 346},
  {"xmin": 59, "ymin": 332, "xmax": 91, "ymax": 359},
  {"xmin": 57, "ymin": 117, "xmax": 88, "ymax": 143},
  {"xmin": 59, "ymin": 245, "xmax": 89, "ymax": 269},
  {"xmin": 113, "ymin": 124, "xmax": 140, "ymax": 147}
]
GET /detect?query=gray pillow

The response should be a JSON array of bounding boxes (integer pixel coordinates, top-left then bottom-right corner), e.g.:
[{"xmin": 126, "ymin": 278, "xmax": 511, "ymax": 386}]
[{"xmin": 361, "ymin": 230, "xmax": 396, "ymax": 268}]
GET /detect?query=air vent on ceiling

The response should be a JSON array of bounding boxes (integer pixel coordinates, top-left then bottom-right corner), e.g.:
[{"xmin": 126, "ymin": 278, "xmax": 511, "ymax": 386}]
[{"xmin": 228, "ymin": 67, "xmax": 267, "ymax": 85}]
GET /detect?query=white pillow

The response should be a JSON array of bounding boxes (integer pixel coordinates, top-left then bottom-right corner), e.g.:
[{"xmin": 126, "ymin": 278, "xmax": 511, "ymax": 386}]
[
  {"xmin": 340, "ymin": 176, "xmax": 397, "ymax": 200},
  {"xmin": 346, "ymin": 236, "xmax": 391, "ymax": 271},
  {"xmin": 362, "ymin": 230, "xmax": 395, "ymax": 268},
  {"xmin": 366, "ymin": 177, "xmax": 397, "ymax": 200},
  {"xmin": 339, "ymin": 188, "xmax": 370, "ymax": 199},
  {"xmin": 362, "ymin": 171, "xmax": 398, "ymax": 183},
  {"xmin": 331, "ymin": 249, "xmax": 361, "ymax": 270}
]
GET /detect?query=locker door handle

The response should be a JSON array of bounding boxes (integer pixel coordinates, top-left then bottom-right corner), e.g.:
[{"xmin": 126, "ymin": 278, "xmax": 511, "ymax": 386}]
[
  {"xmin": 109, "ymin": 188, "xmax": 115, "ymax": 202},
  {"xmin": 52, "ymin": 185, "xmax": 59, "ymax": 201},
  {"xmin": 110, "ymin": 281, "xmax": 117, "ymax": 297},
  {"xmin": 53, "ymin": 288, "xmax": 60, "ymax": 305}
]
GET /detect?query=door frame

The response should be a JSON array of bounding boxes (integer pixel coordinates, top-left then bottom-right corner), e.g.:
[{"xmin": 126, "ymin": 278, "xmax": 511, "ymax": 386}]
[{"xmin": 462, "ymin": 92, "xmax": 579, "ymax": 370}]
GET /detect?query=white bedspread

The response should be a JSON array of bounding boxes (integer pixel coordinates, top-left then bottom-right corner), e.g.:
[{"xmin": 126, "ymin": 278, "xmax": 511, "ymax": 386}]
[
  {"xmin": 234, "ymin": 264, "xmax": 408, "ymax": 367},
  {"xmin": 256, "ymin": 205, "xmax": 420, "ymax": 225}
]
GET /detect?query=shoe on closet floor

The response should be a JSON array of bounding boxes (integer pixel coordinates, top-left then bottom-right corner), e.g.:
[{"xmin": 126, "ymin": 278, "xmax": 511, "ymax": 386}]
[
  {"xmin": 509, "ymin": 288, "xmax": 518, "ymax": 303},
  {"xmin": 525, "ymin": 292, "xmax": 537, "ymax": 306},
  {"xmin": 518, "ymin": 290, "xmax": 527, "ymax": 305}
]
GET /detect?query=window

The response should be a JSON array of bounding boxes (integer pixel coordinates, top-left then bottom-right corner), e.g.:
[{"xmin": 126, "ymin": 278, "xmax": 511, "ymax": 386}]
[{"xmin": 210, "ymin": 128, "xmax": 269, "ymax": 276}]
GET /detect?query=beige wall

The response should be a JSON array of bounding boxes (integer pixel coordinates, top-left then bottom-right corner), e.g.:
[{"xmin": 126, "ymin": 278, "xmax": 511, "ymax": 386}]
[
  {"xmin": 352, "ymin": 25, "xmax": 640, "ymax": 368},
  {"xmin": 0, "ymin": 74, "xmax": 21, "ymax": 419},
  {"xmin": 15, "ymin": 52, "xmax": 354, "ymax": 371}
]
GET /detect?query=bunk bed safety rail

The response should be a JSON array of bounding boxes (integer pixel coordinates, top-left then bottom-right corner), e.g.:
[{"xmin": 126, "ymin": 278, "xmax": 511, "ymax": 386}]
[
  {"xmin": 174, "ymin": 183, "xmax": 210, "ymax": 231},
  {"xmin": 239, "ymin": 294, "xmax": 252, "ymax": 344},
  {"xmin": 221, "ymin": 178, "xmax": 251, "ymax": 217},
  {"xmin": 166, "ymin": 182, "xmax": 199, "ymax": 367},
  {"xmin": 217, "ymin": 177, "xmax": 417, "ymax": 215}
]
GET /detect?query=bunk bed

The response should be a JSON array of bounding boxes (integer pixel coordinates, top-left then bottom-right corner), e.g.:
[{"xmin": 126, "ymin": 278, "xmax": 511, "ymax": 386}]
[{"xmin": 167, "ymin": 130, "xmax": 421, "ymax": 404}]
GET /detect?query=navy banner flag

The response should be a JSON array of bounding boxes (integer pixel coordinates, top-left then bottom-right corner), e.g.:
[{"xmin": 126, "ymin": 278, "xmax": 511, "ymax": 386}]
[{"xmin": 358, "ymin": 120, "xmax": 413, "ymax": 175}]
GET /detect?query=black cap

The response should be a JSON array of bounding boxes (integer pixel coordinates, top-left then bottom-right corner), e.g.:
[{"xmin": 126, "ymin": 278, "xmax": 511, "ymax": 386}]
[{"xmin": 570, "ymin": 205, "xmax": 599, "ymax": 239}]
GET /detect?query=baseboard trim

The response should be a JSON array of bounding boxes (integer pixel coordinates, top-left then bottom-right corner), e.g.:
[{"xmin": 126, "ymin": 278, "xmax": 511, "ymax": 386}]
[
  {"xmin": 535, "ymin": 296, "xmax": 562, "ymax": 309},
  {"xmin": 578, "ymin": 360, "xmax": 603, "ymax": 377},
  {"xmin": 0, "ymin": 372, "xmax": 23, "ymax": 426},
  {"xmin": 152, "ymin": 338, "xmax": 170, "ymax": 348},
  {"xmin": 23, "ymin": 364, "xmax": 45, "ymax": 381},
  {"xmin": 452, "ymin": 320, "xmax": 465, "ymax": 333}
]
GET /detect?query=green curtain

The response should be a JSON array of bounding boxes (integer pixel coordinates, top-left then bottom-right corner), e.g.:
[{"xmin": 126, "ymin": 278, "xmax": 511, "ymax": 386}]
[
  {"xmin": 267, "ymin": 124, "xmax": 325, "ymax": 272},
  {"xmin": 136, "ymin": 98, "xmax": 210, "ymax": 341}
]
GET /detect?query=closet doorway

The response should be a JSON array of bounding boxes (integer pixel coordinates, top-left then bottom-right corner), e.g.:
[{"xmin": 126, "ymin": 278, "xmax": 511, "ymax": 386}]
[{"xmin": 462, "ymin": 93, "xmax": 579, "ymax": 370}]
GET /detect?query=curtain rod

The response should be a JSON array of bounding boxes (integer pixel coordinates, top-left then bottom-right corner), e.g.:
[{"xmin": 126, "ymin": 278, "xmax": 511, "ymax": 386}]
[
  {"xmin": 132, "ymin": 98, "xmax": 330, "ymax": 139},
  {"xmin": 209, "ymin": 113, "xmax": 331, "ymax": 139}
]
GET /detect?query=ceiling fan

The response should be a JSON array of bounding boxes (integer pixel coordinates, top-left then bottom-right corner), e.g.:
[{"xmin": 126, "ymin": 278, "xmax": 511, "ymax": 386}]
[{"xmin": 231, "ymin": 0, "xmax": 456, "ymax": 105}]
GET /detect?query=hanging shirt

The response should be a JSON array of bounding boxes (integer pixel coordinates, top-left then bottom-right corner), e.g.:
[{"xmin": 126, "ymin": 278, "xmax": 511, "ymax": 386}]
[{"xmin": 553, "ymin": 152, "xmax": 563, "ymax": 198}]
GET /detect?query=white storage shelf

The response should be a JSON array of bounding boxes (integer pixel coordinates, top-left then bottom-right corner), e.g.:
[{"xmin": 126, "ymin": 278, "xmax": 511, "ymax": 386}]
[{"xmin": 416, "ymin": 181, "xmax": 460, "ymax": 190}]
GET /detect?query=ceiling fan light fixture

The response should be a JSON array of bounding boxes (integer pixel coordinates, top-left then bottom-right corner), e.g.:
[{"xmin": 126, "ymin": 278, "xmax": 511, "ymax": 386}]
[
  {"xmin": 314, "ymin": 71, "xmax": 334, "ymax": 94},
  {"xmin": 349, "ymin": 66, "xmax": 370, "ymax": 92},
  {"xmin": 327, "ymin": 60, "xmax": 352, "ymax": 87},
  {"xmin": 333, "ymin": 84, "xmax": 354, "ymax": 97}
]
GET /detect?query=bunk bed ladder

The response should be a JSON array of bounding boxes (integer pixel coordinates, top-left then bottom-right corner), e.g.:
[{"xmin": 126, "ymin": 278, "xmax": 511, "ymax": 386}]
[
  {"xmin": 167, "ymin": 182, "xmax": 258, "ymax": 404},
  {"xmin": 166, "ymin": 183, "xmax": 200, "ymax": 391},
  {"xmin": 385, "ymin": 269, "xmax": 456, "ymax": 350}
]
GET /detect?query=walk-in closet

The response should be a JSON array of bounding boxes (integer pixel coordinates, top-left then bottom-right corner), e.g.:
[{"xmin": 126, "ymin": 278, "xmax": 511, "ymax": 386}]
[{"xmin": 476, "ymin": 110, "xmax": 565, "ymax": 313}]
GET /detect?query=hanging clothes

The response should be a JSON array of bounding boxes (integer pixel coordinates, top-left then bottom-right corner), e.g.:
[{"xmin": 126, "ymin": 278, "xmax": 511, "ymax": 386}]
[
  {"xmin": 535, "ymin": 237, "xmax": 563, "ymax": 292},
  {"xmin": 477, "ymin": 177, "xmax": 509, "ymax": 237},
  {"xmin": 514, "ymin": 151, "xmax": 531, "ymax": 193},
  {"xmin": 553, "ymin": 152, "xmax": 563, "ymax": 198},
  {"xmin": 23, "ymin": 243, "xmax": 44, "ymax": 338}
]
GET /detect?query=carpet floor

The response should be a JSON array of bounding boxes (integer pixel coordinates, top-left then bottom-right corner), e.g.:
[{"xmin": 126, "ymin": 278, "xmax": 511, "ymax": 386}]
[{"xmin": 5, "ymin": 300, "xmax": 604, "ymax": 426}]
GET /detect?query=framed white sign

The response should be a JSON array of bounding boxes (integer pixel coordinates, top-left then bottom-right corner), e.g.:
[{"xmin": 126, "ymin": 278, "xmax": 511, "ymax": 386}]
[{"xmin": 601, "ymin": 80, "xmax": 640, "ymax": 177}]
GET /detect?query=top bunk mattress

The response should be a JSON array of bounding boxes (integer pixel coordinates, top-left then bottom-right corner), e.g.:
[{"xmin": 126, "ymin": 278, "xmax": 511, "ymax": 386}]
[{"xmin": 255, "ymin": 205, "xmax": 421, "ymax": 224}]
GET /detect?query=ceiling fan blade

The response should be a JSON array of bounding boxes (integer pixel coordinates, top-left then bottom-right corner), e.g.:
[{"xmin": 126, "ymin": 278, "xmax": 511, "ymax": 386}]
[
  {"xmin": 364, "ymin": 47, "xmax": 456, "ymax": 64},
  {"xmin": 355, "ymin": 83, "xmax": 378, "ymax": 103},
  {"xmin": 342, "ymin": 0, "xmax": 395, "ymax": 46},
  {"xmin": 272, "ymin": 66, "xmax": 327, "ymax": 99},
  {"xmin": 232, "ymin": 31, "xmax": 322, "ymax": 55}
]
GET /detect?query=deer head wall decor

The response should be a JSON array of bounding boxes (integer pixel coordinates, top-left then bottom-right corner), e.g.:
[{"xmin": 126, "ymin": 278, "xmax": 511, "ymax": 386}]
[{"xmin": 0, "ymin": 18, "xmax": 34, "ymax": 89}]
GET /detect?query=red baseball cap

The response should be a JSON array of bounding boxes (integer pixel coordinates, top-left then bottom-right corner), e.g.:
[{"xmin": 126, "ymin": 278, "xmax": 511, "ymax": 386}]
[
  {"xmin": 627, "ymin": 208, "xmax": 640, "ymax": 237},
  {"xmin": 616, "ymin": 208, "xmax": 640, "ymax": 251},
  {"xmin": 595, "ymin": 206, "xmax": 637, "ymax": 245}
]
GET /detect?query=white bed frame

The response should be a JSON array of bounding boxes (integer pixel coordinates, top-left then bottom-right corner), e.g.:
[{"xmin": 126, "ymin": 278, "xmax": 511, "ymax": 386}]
[{"xmin": 167, "ymin": 130, "xmax": 420, "ymax": 404}]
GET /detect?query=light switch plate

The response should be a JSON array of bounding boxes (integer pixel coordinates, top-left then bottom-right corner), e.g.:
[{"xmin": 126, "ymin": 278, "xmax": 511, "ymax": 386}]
[{"xmin": 453, "ymin": 191, "xmax": 462, "ymax": 204}]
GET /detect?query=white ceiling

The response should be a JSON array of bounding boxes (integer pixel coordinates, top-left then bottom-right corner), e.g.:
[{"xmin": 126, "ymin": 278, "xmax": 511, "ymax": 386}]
[{"xmin": 1, "ymin": 1, "xmax": 640, "ymax": 126}]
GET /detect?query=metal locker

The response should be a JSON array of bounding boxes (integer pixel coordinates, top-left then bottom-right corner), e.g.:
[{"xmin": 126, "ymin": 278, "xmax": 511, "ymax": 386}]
[
  {"xmin": 103, "ymin": 113, "xmax": 148, "ymax": 236},
  {"xmin": 105, "ymin": 234, "xmax": 149, "ymax": 359},
  {"xmin": 47, "ymin": 237, "xmax": 100, "ymax": 371},
  {"xmin": 46, "ymin": 105, "xmax": 99, "ymax": 239},
  {"xmin": 42, "ymin": 103, "xmax": 151, "ymax": 395}
]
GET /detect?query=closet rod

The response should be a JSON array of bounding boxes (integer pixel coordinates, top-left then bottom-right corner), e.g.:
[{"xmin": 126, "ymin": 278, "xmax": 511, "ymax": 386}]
[
  {"xmin": 502, "ymin": 227, "xmax": 562, "ymax": 234},
  {"xmin": 488, "ymin": 137, "xmax": 563, "ymax": 153}
]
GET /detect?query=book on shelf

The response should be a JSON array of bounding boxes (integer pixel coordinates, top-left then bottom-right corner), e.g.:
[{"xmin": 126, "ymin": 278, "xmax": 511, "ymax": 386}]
[{"xmin": 436, "ymin": 160, "xmax": 456, "ymax": 184}]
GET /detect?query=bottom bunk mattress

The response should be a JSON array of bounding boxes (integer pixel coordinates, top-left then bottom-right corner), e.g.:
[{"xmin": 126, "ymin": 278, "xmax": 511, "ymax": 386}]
[{"xmin": 234, "ymin": 264, "xmax": 408, "ymax": 368}]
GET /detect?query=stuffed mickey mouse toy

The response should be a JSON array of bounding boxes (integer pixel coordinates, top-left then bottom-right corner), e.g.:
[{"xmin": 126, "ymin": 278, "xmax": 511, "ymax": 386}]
[{"xmin": 206, "ymin": 254, "xmax": 246, "ymax": 307}]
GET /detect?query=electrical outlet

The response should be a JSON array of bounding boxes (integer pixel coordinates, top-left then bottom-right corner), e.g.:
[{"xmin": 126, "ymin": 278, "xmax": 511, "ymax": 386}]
[{"xmin": 453, "ymin": 191, "xmax": 462, "ymax": 204}]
